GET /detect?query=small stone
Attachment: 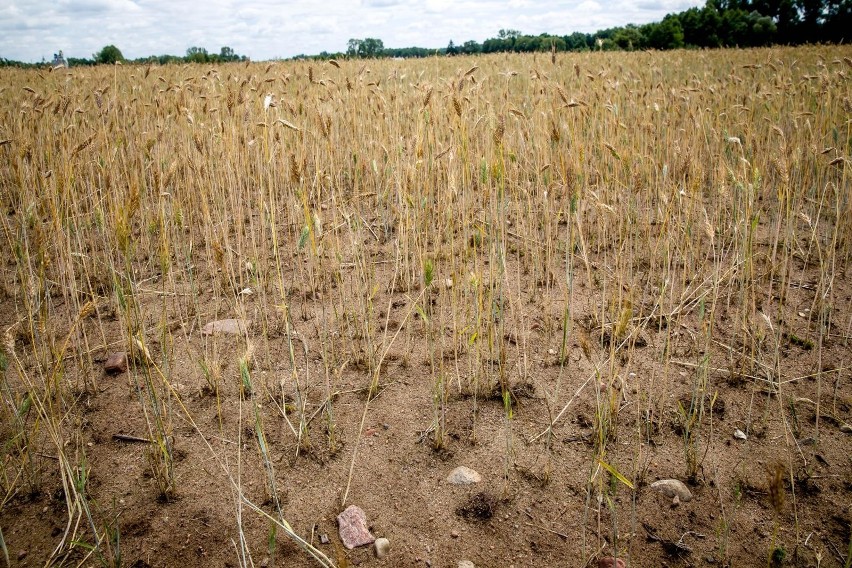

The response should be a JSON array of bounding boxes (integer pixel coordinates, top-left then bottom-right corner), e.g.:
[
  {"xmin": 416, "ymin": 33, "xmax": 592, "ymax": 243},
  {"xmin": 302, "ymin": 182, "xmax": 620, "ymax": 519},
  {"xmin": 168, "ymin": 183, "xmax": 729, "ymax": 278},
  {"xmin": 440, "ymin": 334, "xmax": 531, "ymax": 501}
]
[
  {"xmin": 447, "ymin": 466, "xmax": 482, "ymax": 485},
  {"xmin": 650, "ymin": 479, "xmax": 693, "ymax": 502},
  {"xmin": 17, "ymin": 550, "xmax": 27, "ymax": 561},
  {"xmin": 548, "ymin": 348, "xmax": 557, "ymax": 355},
  {"xmin": 374, "ymin": 537, "xmax": 390, "ymax": 559},
  {"xmin": 259, "ymin": 558, "xmax": 269, "ymax": 568},
  {"xmin": 201, "ymin": 318, "xmax": 251, "ymax": 336},
  {"xmin": 337, "ymin": 505, "xmax": 375, "ymax": 549},
  {"xmin": 320, "ymin": 534, "xmax": 329, "ymax": 544},
  {"xmin": 598, "ymin": 557, "xmax": 625, "ymax": 568},
  {"xmin": 733, "ymin": 428, "xmax": 748, "ymax": 440},
  {"xmin": 450, "ymin": 530, "xmax": 460, "ymax": 538},
  {"xmin": 104, "ymin": 351, "xmax": 128, "ymax": 374},
  {"xmin": 671, "ymin": 494, "xmax": 680, "ymax": 507},
  {"xmin": 840, "ymin": 423, "xmax": 852, "ymax": 434},
  {"xmin": 458, "ymin": 561, "xmax": 475, "ymax": 568}
]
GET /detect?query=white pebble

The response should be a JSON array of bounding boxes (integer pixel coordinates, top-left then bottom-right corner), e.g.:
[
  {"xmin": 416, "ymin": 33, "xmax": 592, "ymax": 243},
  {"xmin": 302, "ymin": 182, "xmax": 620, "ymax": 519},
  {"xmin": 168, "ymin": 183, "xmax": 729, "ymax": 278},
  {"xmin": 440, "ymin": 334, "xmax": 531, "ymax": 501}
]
[{"xmin": 375, "ymin": 537, "xmax": 390, "ymax": 559}]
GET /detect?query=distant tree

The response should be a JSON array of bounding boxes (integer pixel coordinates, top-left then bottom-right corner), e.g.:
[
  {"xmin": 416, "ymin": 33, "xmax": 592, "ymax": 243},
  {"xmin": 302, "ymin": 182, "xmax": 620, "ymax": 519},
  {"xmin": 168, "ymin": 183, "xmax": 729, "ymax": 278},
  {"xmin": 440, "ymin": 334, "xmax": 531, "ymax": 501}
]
[
  {"xmin": 698, "ymin": 1, "xmax": 723, "ymax": 46},
  {"xmin": 94, "ymin": 45, "xmax": 124, "ymax": 64},
  {"xmin": 497, "ymin": 29, "xmax": 522, "ymax": 39},
  {"xmin": 219, "ymin": 46, "xmax": 239, "ymax": 62},
  {"xmin": 482, "ymin": 37, "xmax": 511, "ymax": 52},
  {"xmin": 67, "ymin": 57, "xmax": 95, "ymax": 67},
  {"xmin": 514, "ymin": 35, "xmax": 542, "ymax": 51},
  {"xmin": 750, "ymin": 11, "xmax": 778, "ymax": 45},
  {"xmin": 612, "ymin": 25, "xmax": 644, "ymax": 49},
  {"xmin": 344, "ymin": 37, "xmax": 385, "ymax": 57},
  {"xmin": 186, "ymin": 46, "xmax": 209, "ymax": 63},
  {"xmin": 644, "ymin": 15, "xmax": 685, "ymax": 49},
  {"xmin": 796, "ymin": 0, "xmax": 825, "ymax": 40},
  {"xmin": 678, "ymin": 7, "xmax": 703, "ymax": 45},
  {"xmin": 719, "ymin": 9, "xmax": 752, "ymax": 44},
  {"xmin": 563, "ymin": 32, "xmax": 593, "ymax": 50},
  {"xmin": 358, "ymin": 38, "xmax": 384, "ymax": 57},
  {"xmin": 822, "ymin": 0, "xmax": 852, "ymax": 42},
  {"xmin": 347, "ymin": 39, "xmax": 362, "ymax": 57},
  {"xmin": 541, "ymin": 35, "xmax": 567, "ymax": 51},
  {"xmin": 157, "ymin": 54, "xmax": 182, "ymax": 65},
  {"xmin": 460, "ymin": 40, "xmax": 481, "ymax": 54},
  {"xmin": 446, "ymin": 40, "xmax": 458, "ymax": 55}
]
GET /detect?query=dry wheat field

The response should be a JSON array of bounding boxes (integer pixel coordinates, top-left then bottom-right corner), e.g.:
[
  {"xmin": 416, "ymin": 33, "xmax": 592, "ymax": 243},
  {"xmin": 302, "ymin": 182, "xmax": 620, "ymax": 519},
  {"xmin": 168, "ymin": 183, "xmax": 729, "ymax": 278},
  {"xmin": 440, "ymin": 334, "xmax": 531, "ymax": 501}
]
[{"xmin": 1, "ymin": 46, "xmax": 851, "ymax": 568}]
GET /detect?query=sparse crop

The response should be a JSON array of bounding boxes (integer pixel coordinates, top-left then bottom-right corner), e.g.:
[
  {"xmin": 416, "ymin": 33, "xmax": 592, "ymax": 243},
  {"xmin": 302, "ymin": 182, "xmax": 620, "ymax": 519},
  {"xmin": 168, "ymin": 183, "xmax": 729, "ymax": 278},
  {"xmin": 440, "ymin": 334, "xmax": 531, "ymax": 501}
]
[{"xmin": 1, "ymin": 46, "xmax": 850, "ymax": 567}]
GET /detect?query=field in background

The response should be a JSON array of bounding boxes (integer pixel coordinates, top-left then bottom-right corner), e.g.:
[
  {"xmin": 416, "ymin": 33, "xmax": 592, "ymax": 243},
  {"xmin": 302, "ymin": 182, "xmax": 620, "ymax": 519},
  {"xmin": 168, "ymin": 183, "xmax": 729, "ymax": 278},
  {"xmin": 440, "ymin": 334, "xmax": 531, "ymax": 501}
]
[{"xmin": 1, "ymin": 46, "xmax": 851, "ymax": 567}]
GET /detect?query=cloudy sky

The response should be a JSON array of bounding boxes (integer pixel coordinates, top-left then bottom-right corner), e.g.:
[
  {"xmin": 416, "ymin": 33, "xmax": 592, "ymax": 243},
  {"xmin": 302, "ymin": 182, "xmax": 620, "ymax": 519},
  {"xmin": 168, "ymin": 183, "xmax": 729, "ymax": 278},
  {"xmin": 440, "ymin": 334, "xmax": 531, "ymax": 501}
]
[{"xmin": 1, "ymin": 0, "xmax": 704, "ymax": 63}]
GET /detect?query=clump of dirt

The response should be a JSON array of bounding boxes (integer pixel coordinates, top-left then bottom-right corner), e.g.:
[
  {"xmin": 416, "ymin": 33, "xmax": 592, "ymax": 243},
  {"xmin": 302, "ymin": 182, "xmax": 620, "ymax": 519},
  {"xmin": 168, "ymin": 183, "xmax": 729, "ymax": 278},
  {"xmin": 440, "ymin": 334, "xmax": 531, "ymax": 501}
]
[{"xmin": 456, "ymin": 491, "xmax": 498, "ymax": 521}]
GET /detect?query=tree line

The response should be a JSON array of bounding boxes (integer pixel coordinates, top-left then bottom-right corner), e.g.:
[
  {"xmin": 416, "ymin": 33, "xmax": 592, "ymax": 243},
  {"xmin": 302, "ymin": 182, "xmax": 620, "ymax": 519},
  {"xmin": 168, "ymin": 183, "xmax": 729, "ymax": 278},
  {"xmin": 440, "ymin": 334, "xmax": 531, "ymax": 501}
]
[
  {"xmin": 0, "ymin": 44, "xmax": 247, "ymax": 68},
  {"xmin": 309, "ymin": 0, "xmax": 850, "ymax": 59}
]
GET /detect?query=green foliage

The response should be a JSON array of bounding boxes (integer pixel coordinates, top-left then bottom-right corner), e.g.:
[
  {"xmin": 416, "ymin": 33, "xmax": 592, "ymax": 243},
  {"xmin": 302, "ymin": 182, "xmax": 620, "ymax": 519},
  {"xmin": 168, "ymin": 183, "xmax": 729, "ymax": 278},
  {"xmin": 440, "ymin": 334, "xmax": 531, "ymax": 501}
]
[
  {"xmin": 347, "ymin": 37, "xmax": 385, "ymax": 58},
  {"xmin": 94, "ymin": 44, "xmax": 124, "ymax": 64},
  {"xmin": 461, "ymin": 40, "xmax": 481, "ymax": 54},
  {"xmin": 239, "ymin": 357, "xmax": 253, "ymax": 395},
  {"xmin": 218, "ymin": 46, "xmax": 241, "ymax": 61},
  {"xmin": 646, "ymin": 15, "xmax": 685, "ymax": 49},
  {"xmin": 497, "ymin": 29, "xmax": 522, "ymax": 39},
  {"xmin": 186, "ymin": 46, "xmax": 209, "ymax": 63},
  {"xmin": 612, "ymin": 25, "xmax": 643, "ymax": 50},
  {"xmin": 771, "ymin": 546, "xmax": 786, "ymax": 565},
  {"xmin": 423, "ymin": 259, "xmax": 434, "ymax": 288},
  {"xmin": 298, "ymin": 225, "xmax": 310, "ymax": 250}
]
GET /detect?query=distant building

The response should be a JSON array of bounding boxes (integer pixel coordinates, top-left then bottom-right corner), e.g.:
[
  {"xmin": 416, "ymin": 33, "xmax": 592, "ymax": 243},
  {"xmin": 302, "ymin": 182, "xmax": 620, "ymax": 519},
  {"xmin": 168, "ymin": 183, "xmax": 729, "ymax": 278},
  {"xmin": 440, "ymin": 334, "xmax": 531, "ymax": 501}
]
[{"xmin": 52, "ymin": 50, "xmax": 67, "ymax": 67}]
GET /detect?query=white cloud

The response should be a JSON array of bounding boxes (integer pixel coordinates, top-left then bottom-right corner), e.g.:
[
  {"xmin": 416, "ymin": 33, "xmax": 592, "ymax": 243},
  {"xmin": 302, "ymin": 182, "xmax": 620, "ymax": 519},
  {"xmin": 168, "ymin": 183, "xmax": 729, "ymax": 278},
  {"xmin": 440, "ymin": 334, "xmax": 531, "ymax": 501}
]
[
  {"xmin": 0, "ymin": 0, "xmax": 704, "ymax": 62},
  {"xmin": 58, "ymin": 0, "xmax": 142, "ymax": 14}
]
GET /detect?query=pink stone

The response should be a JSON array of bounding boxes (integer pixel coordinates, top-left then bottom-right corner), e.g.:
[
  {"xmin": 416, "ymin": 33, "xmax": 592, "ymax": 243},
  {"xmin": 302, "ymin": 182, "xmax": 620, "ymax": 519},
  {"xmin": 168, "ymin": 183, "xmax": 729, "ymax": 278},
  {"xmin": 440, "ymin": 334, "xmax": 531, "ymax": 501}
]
[
  {"xmin": 337, "ymin": 505, "xmax": 375, "ymax": 549},
  {"xmin": 598, "ymin": 557, "xmax": 626, "ymax": 568},
  {"xmin": 104, "ymin": 352, "xmax": 128, "ymax": 374}
]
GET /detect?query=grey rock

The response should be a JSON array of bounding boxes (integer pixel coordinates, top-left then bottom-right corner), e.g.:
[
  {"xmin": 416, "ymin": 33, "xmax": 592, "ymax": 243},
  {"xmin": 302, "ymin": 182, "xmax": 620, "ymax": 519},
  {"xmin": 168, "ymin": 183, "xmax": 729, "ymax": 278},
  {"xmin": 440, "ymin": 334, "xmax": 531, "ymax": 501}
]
[
  {"xmin": 458, "ymin": 561, "xmax": 475, "ymax": 568},
  {"xmin": 374, "ymin": 537, "xmax": 390, "ymax": 559},
  {"xmin": 447, "ymin": 466, "xmax": 482, "ymax": 485},
  {"xmin": 104, "ymin": 351, "xmax": 128, "ymax": 374},
  {"xmin": 201, "ymin": 319, "xmax": 250, "ymax": 336},
  {"xmin": 337, "ymin": 505, "xmax": 375, "ymax": 549},
  {"xmin": 319, "ymin": 534, "xmax": 329, "ymax": 544},
  {"xmin": 840, "ymin": 423, "xmax": 852, "ymax": 434},
  {"xmin": 733, "ymin": 428, "xmax": 748, "ymax": 440},
  {"xmin": 650, "ymin": 479, "xmax": 693, "ymax": 502}
]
